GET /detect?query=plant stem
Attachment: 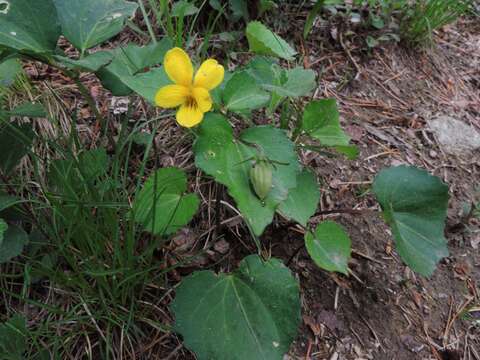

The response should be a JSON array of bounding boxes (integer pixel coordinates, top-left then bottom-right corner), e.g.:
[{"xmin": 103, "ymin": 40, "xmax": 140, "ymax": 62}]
[{"xmin": 73, "ymin": 78, "xmax": 102, "ymax": 122}]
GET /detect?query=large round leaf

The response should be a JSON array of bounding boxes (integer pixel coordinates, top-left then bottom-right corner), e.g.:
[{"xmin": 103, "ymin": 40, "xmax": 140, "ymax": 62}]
[
  {"xmin": 133, "ymin": 167, "xmax": 199, "ymax": 236},
  {"xmin": 194, "ymin": 114, "xmax": 300, "ymax": 236},
  {"xmin": 171, "ymin": 255, "xmax": 301, "ymax": 360},
  {"xmin": 373, "ymin": 165, "xmax": 449, "ymax": 277},
  {"xmin": 53, "ymin": 0, "xmax": 137, "ymax": 53},
  {"xmin": 0, "ymin": 0, "xmax": 60, "ymax": 53},
  {"xmin": 305, "ymin": 221, "xmax": 351, "ymax": 275}
]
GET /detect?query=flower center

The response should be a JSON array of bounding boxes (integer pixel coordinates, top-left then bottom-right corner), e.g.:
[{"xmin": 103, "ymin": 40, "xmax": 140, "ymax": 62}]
[{"xmin": 185, "ymin": 92, "xmax": 198, "ymax": 109}]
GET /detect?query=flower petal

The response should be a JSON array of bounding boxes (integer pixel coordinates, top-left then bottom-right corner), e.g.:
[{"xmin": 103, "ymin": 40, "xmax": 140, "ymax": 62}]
[
  {"xmin": 164, "ymin": 48, "xmax": 194, "ymax": 86},
  {"xmin": 192, "ymin": 87, "xmax": 213, "ymax": 113},
  {"xmin": 176, "ymin": 104, "xmax": 204, "ymax": 128},
  {"xmin": 193, "ymin": 59, "xmax": 225, "ymax": 90},
  {"xmin": 155, "ymin": 84, "xmax": 189, "ymax": 108}
]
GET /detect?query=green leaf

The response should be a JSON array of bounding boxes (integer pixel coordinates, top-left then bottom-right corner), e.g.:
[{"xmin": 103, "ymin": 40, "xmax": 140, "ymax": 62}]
[
  {"xmin": 223, "ymin": 71, "xmax": 270, "ymax": 113},
  {"xmin": 54, "ymin": 51, "xmax": 114, "ymax": 72},
  {"xmin": 302, "ymin": 99, "xmax": 350, "ymax": 147},
  {"xmin": 305, "ymin": 221, "xmax": 351, "ymax": 275},
  {"xmin": 245, "ymin": 58, "xmax": 315, "ymax": 112},
  {"xmin": 8, "ymin": 102, "xmax": 46, "ymax": 117},
  {"xmin": 171, "ymin": 255, "xmax": 301, "ymax": 360},
  {"xmin": 0, "ymin": 314, "xmax": 27, "ymax": 359},
  {"xmin": 0, "ymin": 218, "xmax": 7, "ymax": 248},
  {"xmin": 373, "ymin": 166, "xmax": 449, "ymax": 277},
  {"xmin": 246, "ymin": 21, "xmax": 297, "ymax": 61},
  {"xmin": 133, "ymin": 167, "xmax": 200, "ymax": 236},
  {"xmin": 96, "ymin": 38, "xmax": 172, "ymax": 97},
  {"xmin": 0, "ymin": 224, "xmax": 29, "ymax": 263},
  {"xmin": 53, "ymin": 0, "xmax": 138, "ymax": 53},
  {"xmin": 0, "ymin": 122, "xmax": 34, "ymax": 175},
  {"xmin": 278, "ymin": 170, "xmax": 319, "ymax": 226},
  {"xmin": 259, "ymin": 0, "xmax": 276, "ymax": 14},
  {"xmin": 121, "ymin": 67, "xmax": 170, "ymax": 103},
  {"xmin": 0, "ymin": 0, "xmax": 60, "ymax": 53},
  {"xmin": 241, "ymin": 127, "xmax": 300, "ymax": 201},
  {"xmin": 245, "ymin": 56, "xmax": 280, "ymax": 88},
  {"xmin": 194, "ymin": 114, "xmax": 300, "ymax": 235},
  {"xmin": 265, "ymin": 67, "xmax": 316, "ymax": 98},
  {"xmin": 171, "ymin": 0, "xmax": 199, "ymax": 16},
  {"xmin": 0, "ymin": 58, "xmax": 23, "ymax": 87}
]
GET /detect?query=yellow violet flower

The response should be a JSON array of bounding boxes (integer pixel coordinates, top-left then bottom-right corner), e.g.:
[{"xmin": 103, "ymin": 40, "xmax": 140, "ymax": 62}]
[{"xmin": 155, "ymin": 48, "xmax": 225, "ymax": 128}]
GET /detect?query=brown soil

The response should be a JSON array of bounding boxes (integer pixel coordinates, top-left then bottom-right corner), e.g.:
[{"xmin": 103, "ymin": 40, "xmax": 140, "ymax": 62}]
[{"xmin": 274, "ymin": 17, "xmax": 480, "ymax": 360}]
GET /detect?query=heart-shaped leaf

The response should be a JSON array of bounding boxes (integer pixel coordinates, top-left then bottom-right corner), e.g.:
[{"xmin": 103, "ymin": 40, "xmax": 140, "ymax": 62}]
[
  {"xmin": 246, "ymin": 21, "xmax": 296, "ymax": 61},
  {"xmin": 278, "ymin": 170, "xmax": 320, "ymax": 226},
  {"xmin": 305, "ymin": 221, "xmax": 351, "ymax": 275},
  {"xmin": 133, "ymin": 167, "xmax": 200, "ymax": 236},
  {"xmin": 0, "ymin": 0, "xmax": 60, "ymax": 54},
  {"xmin": 373, "ymin": 165, "xmax": 449, "ymax": 276},
  {"xmin": 53, "ymin": 0, "xmax": 137, "ymax": 53},
  {"xmin": 96, "ymin": 38, "xmax": 172, "ymax": 97},
  {"xmin": 194, "ymin": 114, "xmax": 300, "ymax": 235},
  {"xmin": 301, "ymin": 99, "xmax": 350, "ymax": 147},
  {"xmin": 171, "ymin": 255, "xmax": 301, "ymax": 360}
]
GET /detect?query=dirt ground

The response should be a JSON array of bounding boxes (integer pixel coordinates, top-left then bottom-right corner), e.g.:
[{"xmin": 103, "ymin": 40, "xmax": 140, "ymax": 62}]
[
  {"xmin": 14, "ymin": 8, "xmax": 480, "ymax": 360},
  {"xmin": 273, "ymin": 17, "xmax": 480, "ymax": 360}
]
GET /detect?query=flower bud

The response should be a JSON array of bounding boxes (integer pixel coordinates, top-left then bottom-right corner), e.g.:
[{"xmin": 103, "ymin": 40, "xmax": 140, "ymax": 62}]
[{"xmin": 250, "ymin": 160, "xmax": 273, "ymax": 201}]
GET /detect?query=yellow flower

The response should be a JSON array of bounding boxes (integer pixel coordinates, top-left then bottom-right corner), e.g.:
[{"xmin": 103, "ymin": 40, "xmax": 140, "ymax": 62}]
[{"xmin": 155, "ymin": 48, "xmax": 225, "ymax": 128}]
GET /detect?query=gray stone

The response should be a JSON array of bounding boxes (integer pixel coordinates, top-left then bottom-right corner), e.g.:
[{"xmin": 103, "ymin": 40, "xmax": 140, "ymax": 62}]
[{"xmin": 428, "ymin": 116, "xmax": 480, "ymax": 155}]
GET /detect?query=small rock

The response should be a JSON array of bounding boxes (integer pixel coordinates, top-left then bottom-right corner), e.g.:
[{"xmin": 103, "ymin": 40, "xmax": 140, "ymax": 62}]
[
  {"xmin": 400, "ymin": 334, "xmax": 424, "ymax": 353},
  {"xmin": 471, "ymin": 233, "xmax": 480, "ymax": 250},
  {"xmin": 429, "ymin": 150, "xmax": 438, "ymax": 158},
  {"xmin": 428, "ymin": 116, "xmax": 480, "ymax": 155},
  {"xmin": 110, "ymin": 96, "xmax": 130, "ymax": 115}
]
